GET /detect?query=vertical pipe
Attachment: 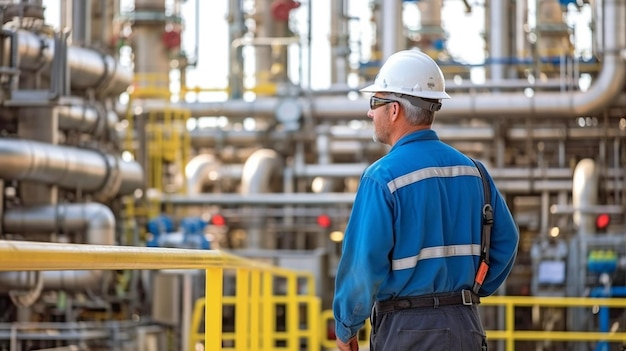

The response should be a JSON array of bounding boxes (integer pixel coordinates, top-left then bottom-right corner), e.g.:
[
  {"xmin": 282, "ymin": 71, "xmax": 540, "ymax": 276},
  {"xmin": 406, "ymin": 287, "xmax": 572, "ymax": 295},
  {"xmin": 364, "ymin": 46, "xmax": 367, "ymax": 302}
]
[
  {"xmin": 616, "ymin": 138, "xmax": 625, "ymax": 215},
  {"xmin": 489, "ymin": 0, "xmax": 509, "ymax": 81},
  {"xmin": 540, "ymin": 191, "xmax": 550, "ymax": 234},
  {"xmin": 306, "ymin": 0, "xmax": 312, "ymax": 90},
  {"xmin": 71, "ymin": 0, "xmax": 91, "ymax": 46},
  {"xmin": 132, "ymin": 0, "xmax": 170, "ymax": 92},
  {"xmin": 330, "ymin": 0, "xmax": 348, "ymax": 84},
  {"xmin": 572, "ymin": 158, "xmax": 598, "ymax": 234},
  {"xmin": 416, "ymin": 0, "xmax": 446, "ymax": 55},
  {"xmin": 241, "ymin": 149, "xmax": 281, "ymax": 249},
  {"xmin": 516, "ymin": 0, "xmax": 529, "ymax": 58},
  {"xmin": 380, "ymin": 0, "xmax": 404, "ymax": 60},
  {"xmin": 228, "ymin": 0, "xmax": 245, "ymax": 98}
]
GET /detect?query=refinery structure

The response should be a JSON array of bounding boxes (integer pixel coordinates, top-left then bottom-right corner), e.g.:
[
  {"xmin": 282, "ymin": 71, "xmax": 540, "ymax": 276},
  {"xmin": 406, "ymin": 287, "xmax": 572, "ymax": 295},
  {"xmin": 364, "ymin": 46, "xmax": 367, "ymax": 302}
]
[{"xmin": 0, "ymin": 0, "xmax": 625, "ymax": 350}]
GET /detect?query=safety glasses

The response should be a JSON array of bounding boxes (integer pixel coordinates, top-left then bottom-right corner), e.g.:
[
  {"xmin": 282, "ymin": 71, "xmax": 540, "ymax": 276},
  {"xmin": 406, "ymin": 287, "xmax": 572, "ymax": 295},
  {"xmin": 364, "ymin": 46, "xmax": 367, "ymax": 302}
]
[{"xmin": 369, "ymin": 96, "xmax": 398, "ymax": 110}]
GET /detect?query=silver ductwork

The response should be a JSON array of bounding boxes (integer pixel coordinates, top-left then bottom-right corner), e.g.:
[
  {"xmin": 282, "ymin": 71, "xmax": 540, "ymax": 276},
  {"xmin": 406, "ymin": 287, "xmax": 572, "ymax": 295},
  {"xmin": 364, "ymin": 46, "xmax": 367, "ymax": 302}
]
[
  {"xmin": 13, "ymin": 29, "xmax": 132, "ymax": 96},
  {"xmin": 0, "ymin": 139, "xmax": 143, "ymax": 200},
  {"xmin": 0, "ymin": 202, "xmax": 115, "ymax": 290}
]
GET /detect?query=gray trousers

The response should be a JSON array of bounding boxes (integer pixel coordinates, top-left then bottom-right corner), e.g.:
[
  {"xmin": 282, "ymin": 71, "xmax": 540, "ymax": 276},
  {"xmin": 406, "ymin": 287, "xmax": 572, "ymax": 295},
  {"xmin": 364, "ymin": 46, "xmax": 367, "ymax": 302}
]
[{"xmin": 370, "ymin": 304, "xmax": 488, "ymax": 350}]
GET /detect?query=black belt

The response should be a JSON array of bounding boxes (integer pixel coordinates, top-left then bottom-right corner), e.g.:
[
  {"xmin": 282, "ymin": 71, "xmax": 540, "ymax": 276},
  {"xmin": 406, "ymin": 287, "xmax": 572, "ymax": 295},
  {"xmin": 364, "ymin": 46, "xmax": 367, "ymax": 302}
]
[{"xmin": 375, "ymin": 290, "xmax": 480, "ymax": 313}]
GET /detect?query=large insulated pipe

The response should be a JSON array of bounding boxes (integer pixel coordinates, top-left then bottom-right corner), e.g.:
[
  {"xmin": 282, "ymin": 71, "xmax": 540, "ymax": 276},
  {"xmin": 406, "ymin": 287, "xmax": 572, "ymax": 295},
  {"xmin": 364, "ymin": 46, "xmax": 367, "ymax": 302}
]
[
  {"xmin": 380, "ymin": 0, "xmax": 404, "ymax": 60},
  {"xmin": 572, "ymin": 158, "xmax": 599, "ymax": 234},
  {"xmin": 241, "ymin": 148, "xmax": 282, "ymax": 194},
  {"xmin": 487, "ymin": 0, "xmax": 509, "ymax": 81},
  {"xmin": 241, "ymin": 148, "xmax": 282, "ymax": 249},
  {"xmin": 14, "ymin": 29, "xmax": 132, "ymax": 96},
  {"xmin": 165, "ymin": 0, "xmax": 625, "ymax": 119},
  {"xmin": 185, "ymin": 154, "xmax": 244, "ymax": 194},
  {"xmin": 57, "ymin": 103, "xmax": 119, "ymax": 134},
  {"xmin": 0, "ymin": 202, "xmax": 115, "ymax": 290},
  {"xmin": 185, "ymin": 154, "xmax": 221, "ymax": 195},
  {"xmin": 0, "ymin": 139, "xmax": 143, "ymax": 200}
]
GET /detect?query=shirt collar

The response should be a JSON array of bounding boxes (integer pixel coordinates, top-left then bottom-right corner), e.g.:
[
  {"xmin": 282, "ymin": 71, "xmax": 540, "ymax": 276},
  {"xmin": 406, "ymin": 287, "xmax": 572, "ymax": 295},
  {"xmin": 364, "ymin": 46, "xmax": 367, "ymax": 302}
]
[{"xmin": 391, "ymin": 129, "xmax": 439, "ymax": 151}]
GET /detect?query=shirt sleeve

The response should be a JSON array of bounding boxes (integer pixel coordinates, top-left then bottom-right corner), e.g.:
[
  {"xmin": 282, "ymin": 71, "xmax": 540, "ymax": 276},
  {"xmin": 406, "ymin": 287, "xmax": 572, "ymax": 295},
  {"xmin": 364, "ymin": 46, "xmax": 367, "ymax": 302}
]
[{"xmin": 333, "ymin": 175, "xmax": 394, "ymax": 342}]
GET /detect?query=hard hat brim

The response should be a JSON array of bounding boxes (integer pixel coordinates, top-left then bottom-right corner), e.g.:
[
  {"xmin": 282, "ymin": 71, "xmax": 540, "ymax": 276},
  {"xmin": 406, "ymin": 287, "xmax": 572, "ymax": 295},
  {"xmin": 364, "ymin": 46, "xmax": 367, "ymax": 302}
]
[{"xmin": 360, "ymin": 83, "xmax": 451, "ymax": 99}]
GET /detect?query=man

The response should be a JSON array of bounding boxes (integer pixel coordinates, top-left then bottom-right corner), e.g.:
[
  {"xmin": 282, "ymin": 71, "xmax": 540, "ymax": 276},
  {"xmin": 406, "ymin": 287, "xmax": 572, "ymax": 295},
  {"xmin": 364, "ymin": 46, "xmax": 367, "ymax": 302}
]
[{"xmin": 333, "ymin": 49, "xmax": 519, "ymax": 351}]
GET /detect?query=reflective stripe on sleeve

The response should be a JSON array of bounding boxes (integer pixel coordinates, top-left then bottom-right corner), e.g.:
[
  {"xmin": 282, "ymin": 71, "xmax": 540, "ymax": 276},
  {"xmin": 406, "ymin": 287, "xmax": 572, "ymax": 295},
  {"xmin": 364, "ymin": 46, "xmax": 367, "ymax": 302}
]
[
  {"xmin": 387, "ymin": 166, "xmax": 480, "ymax": 193},
  {"xmin": 391, "ymin": 244, "xmax": 482, "ymax": 270}
]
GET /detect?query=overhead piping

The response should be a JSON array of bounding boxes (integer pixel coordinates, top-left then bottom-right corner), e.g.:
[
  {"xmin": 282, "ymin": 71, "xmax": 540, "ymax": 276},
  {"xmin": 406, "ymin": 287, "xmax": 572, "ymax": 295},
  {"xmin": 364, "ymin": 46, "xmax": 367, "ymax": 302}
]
[{"xmin": 137, "ymin": 0, "xmax": 625, "ymax": 120}]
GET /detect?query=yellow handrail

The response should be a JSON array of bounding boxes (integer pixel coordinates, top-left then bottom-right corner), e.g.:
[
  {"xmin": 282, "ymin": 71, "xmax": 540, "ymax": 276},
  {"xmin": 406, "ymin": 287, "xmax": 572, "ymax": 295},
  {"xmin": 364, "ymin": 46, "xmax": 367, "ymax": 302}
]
[
  {"xmin": 482, "ymin": 296, "xmax": 626, "ymax": 350},
  {"xmin": 7, "ymin": 240, "xmax": 626, "ymax": 351},
  {"xmin": 0, "ymin": 240, "xmax": 319, "ymax": 351}
]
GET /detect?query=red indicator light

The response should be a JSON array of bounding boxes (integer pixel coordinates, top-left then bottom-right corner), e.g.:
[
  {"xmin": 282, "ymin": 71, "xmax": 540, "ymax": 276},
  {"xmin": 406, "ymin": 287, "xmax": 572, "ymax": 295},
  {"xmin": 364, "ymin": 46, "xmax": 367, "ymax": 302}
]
[
  {"xmin": 317, "ymin": 214, "xmax": 331, "ymax": 228},
  {"xmin": 211, "ymin": 214, "xmax": 226, "ymax": 226},
  {"xmin": 596, "ymin": 213, "xmax": 610, "ymax": 230}
]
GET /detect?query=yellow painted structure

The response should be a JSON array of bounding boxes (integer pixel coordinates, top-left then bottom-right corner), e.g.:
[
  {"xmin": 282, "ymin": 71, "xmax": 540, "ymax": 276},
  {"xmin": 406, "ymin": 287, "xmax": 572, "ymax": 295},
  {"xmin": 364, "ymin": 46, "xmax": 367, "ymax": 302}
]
[
  {"xmin": 4, "ymin": 240, "xmax": 626, "ymax": 351},
  {"xmin": 0, "ymin": 240, "xmax": 319, "ymax": 351}
]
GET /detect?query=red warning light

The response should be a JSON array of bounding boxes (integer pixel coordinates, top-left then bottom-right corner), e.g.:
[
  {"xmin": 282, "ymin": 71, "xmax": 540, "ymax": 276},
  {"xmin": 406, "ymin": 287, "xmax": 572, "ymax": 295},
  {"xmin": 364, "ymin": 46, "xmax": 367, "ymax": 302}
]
[
  {"xmin": 211, "ymin": 214, "xmax": 226, "ymax": 226},
  {"xmin": 596, "ymin": 213, "xmax": 610, "ymax": 230},
  {"xmin": 317, "ymin": 214, "xmax": 331, "ymax": 228}
]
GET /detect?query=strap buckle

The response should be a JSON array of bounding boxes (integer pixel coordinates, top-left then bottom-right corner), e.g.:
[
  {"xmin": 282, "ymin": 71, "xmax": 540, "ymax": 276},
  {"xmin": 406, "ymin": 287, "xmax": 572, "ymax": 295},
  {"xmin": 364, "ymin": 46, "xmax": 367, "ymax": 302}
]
[{"xmin": 461, "ymin": 289, "xmax": 474, "ymax": 306}]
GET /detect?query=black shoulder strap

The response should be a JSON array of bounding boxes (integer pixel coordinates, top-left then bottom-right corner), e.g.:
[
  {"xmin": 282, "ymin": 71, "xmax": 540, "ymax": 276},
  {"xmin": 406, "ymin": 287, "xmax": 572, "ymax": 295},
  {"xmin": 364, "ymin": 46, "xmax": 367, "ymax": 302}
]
[{"xmin": 471, "ymin": 159, "xmax": 494, "ymax": 295}]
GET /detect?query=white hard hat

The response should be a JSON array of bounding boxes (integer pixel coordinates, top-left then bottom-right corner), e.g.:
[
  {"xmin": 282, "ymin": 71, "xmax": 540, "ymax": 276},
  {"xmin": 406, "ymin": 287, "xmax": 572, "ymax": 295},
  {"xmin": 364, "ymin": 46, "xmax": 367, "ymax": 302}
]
[{"xmin": 360, "ymin": 49, "xmax": 450, "ymax": 99}]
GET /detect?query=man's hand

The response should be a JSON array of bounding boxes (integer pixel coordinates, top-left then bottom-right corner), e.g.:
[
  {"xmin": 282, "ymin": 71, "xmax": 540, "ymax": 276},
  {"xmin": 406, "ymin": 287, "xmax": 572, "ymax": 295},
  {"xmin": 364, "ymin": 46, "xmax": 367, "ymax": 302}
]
[{"xmin": 336, "ymin": 336, "xmax": 359, "ymax": 351}]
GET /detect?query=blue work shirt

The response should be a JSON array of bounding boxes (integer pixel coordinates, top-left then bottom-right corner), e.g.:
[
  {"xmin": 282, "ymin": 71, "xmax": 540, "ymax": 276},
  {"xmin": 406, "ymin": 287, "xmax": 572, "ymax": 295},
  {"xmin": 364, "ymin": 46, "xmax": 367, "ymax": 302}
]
[{"xmin": 333, "ymin": 129, "xmax": 519, "ymax": 343}]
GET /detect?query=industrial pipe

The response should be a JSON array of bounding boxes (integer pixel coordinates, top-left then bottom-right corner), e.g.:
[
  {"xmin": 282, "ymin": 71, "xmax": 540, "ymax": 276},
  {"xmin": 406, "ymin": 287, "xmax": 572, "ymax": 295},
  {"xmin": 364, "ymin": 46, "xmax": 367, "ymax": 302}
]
[
  {"xmin": 135, "ymin": 0, "xmax": 624, "ymax": 120},
  {"xmin": 14, "ymin": 29, "xmax": 132, "ymax": 96},
  {"xmin": 0, "ymin": 139, "xmax": 143, "ymax": 200},
  {"xmin": 188, "ymin": 124, "xmax": 624, "ymax": 149},
  {"xmin": 57, "ymin": 102, "xmax": 119, "ymax": 134},
  {"xmin": 0, "ymin": 202, "xmax": 116, "ymax": 290},
  {"xmin": 572, "ymin": 158, "xmax": 599, "ymax": 234},
  {"xmin": 241, "ymin": 148, "xmax": 283, "ymax": 249}
]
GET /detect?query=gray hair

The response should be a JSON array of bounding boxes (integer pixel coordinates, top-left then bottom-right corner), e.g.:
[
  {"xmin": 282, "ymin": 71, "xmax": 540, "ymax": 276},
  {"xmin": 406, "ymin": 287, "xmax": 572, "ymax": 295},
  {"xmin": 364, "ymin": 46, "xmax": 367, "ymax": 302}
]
[{"xmin": 383, "ymin": 92, "xmax": 435, "ymax": 125}]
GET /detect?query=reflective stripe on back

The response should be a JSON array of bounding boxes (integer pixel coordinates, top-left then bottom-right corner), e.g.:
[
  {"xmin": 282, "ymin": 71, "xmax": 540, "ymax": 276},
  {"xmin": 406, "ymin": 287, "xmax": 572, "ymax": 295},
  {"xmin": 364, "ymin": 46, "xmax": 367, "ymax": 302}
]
[
  {"xmin": 387, "ymin": 165, "xmax": 480, "ymax": 193},
  {"xmin": 392, "ymin": 244, "xmax": 482, "ymax": 270}
]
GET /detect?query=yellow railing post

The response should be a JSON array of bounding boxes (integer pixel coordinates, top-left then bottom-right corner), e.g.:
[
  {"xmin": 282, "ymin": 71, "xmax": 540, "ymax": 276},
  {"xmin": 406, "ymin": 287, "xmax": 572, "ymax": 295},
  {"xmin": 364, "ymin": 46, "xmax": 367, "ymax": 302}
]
[
  {"xmin": 307, "ymin": 296, "xmax": 321, "ymax": 351},
  {"xmin": 286, "ymin": 274, "xmax": 298, "ymax": 351},
  {"xmin": 262, "ymin": 271, "xmax": 274, "ymax": 351},
  {"xmin": 235, "ymin": 269, "xmax": 250, "ymax": 351},
  {"xmin": 505, "ymin": 301, "xmax": 514, "ymax": 351},
  {"xmin": 250, "ymin": 270, "xmax": 261, "ymax": 351},
  {"xmin": 205, "ymin": 267, "xmax": 223, "ymax": 351}
]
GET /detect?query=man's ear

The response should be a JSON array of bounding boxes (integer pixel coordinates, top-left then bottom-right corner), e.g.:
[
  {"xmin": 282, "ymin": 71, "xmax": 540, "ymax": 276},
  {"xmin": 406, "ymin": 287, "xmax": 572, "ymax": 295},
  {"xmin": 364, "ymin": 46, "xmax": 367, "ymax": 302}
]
[{"xmin": 390, "ymin": 102, "xmax": 400, "ymax": 122}]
